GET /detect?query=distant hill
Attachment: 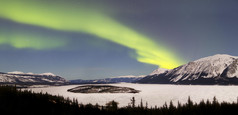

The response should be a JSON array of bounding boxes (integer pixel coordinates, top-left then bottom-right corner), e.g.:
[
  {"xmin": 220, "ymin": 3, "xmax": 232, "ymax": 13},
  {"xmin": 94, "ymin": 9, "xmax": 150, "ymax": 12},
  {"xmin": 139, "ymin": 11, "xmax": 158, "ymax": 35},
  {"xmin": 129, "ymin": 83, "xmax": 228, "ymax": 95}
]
[
  {"xmin": 70, "ymin": 75, "xmax": 145, "ymax": 84},
  {"xmin": 137, "ymin": 54, "xmax": 238, "ymax": 85},
  {"xmin": 0, "ymin": 71, "xmax": 67, "ymax": 85}
]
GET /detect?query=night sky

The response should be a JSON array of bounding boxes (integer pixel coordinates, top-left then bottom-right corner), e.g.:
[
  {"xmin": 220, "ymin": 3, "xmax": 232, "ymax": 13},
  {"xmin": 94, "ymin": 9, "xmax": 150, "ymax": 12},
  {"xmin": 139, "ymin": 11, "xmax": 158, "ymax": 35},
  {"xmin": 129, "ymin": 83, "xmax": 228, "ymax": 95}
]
[{"xmin": 0, "ymin": 0, "xmax": 238, "ymax": 80}]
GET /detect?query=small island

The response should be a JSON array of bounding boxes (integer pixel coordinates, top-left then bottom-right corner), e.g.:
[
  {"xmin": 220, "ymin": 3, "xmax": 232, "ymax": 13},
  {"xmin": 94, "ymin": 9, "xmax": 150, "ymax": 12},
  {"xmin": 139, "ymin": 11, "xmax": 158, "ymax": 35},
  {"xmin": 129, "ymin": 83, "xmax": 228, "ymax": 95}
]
[{"xmin": 67, "ymin": 85, "xmax": 140, "ymax": 93}]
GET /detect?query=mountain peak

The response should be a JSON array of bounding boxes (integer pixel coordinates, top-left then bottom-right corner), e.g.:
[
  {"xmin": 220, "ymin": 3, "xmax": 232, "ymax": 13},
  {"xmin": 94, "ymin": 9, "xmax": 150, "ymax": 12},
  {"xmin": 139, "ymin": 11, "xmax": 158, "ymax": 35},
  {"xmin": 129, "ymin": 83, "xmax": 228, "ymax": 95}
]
[
  {"xmin": 1, "ymin": 71, "xmax": 66, "ymax": 85},
  {"xmin": 40, "ymin": 73, "xmax": 56, "ymax": 76},
  {"xmin": 7, "ymin": 71, "xmax": 57, "ymax": 76},
  {"xmin": 150, "ymin": 68, "xmax": 168, "ymax": 75},
  {"xmin": 195, "ymin": 54, "xmax": 237, "ymax": 62},
  {"xmin": 7, "ymin": 71, "xmax": 24, "ymax": 74}
]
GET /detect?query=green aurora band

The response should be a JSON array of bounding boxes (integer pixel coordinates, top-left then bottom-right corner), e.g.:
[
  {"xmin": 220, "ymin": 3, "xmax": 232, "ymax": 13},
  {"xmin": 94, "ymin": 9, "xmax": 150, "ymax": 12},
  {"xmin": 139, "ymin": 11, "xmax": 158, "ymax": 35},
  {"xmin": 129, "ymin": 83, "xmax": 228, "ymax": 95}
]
[
  {"xmin": 0, "ymin": 27, "xmax": 67, "ymax": 50},
  {"xmin": 0, "ymin": 0, "xmax": 184, "ymax": 69}
]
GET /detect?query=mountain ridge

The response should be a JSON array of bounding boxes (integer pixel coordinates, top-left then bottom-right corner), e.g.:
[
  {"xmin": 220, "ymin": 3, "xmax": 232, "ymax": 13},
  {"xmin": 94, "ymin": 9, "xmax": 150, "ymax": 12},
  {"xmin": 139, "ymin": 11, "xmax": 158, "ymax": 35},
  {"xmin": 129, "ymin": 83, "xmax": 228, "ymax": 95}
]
[
  {"xmin": 137, "ymin": 54, "xmax": 238, "ymax": 85},
  {"xmin": 0, "ymin": 71, "xmax": 67, "ymax": 85},
  {"xmin": 70, "ymin": 75, "xmax": 145, "ymax": 84}
]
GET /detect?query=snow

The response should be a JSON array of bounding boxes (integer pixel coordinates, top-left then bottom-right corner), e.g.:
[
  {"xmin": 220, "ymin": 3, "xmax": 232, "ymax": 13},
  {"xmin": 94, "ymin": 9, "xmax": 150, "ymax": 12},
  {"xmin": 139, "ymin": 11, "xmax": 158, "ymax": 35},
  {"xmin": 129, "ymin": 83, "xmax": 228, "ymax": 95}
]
[
  {"xmin": 0, "ymin": 72, "xmax": 65, "ymax": 83},
  {"xmin": 150, "ymin": 68, "xmax": 168, "ymax": 75},
  {"xmin": 0, "ymin": 75, "xmax": 16, "ymax": 82},
  {"xmin": 193, "ymin": 54, "xmax": 237, "ymax": 75},
  {"xmin": 194, "ymin": 54, "xmax": 237, "ymax": 63},
  {"xmin": 40, "ymin": 73, "xmax": 56, "ymax": 76},
  {"xmin": 7, "ymin": 71, "xmax": 25, "ymax": 74},
  {"xmin": 27, "ymin": 83, "xmax": 238, "ymax": 107},
  {"xmin": 172, "ymin": 75, "xmax": 183, "ymax": 82},
  {"xmin": 232, "ymin": 70, "xmax": 238, "ymax": 78},
  {"xmin": 26, "ymin": 72, "xmax": 34, "ymax": 75},
  {"xmin": 41, "ymin": 78, "xmax": 54, "ymax": 82},
  {"xmin": 225, "ymin": 59, "xmax": 238, "ymax": 78},
  {"xmin": 7, "ymin": 71, "xmax": 56, "ymax": 76},
  {"xmin": 7, "ymin": 71, "xmax": 36, "ymax": 75}
]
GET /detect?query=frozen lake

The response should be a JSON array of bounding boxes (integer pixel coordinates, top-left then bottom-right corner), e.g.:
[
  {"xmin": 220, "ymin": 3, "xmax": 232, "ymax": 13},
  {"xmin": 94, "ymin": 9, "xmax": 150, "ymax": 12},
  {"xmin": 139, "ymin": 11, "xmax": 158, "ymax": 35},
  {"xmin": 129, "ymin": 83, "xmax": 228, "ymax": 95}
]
[{"xmin": 28, "ymin": 83, "xmax": 238, "ymax": 107}]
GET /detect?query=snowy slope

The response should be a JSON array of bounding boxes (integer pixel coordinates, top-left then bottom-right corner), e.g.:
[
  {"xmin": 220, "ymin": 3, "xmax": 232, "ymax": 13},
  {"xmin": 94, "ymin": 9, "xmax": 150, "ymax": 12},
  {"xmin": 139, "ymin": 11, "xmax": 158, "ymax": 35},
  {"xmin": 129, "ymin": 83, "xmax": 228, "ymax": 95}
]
[
  {"xmin": 0, "ymin": 71, "xmax": 67, "ymax": 85},
  {"xmin": 138, "ymin": 54, "xmax": 238, "ymax": 85}
]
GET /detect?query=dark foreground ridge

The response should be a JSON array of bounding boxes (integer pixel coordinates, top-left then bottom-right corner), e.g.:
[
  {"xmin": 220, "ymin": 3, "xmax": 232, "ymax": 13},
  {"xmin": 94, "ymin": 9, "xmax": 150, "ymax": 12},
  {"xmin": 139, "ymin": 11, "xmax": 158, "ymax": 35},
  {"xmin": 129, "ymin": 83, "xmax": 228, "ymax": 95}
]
[
  {"xmin": 1, "ymin": 85, "xmax": 238, "ymax": 115},
  {"xmin": 67, "ymin": 85, "xmax": 140, "ymax": 93}
]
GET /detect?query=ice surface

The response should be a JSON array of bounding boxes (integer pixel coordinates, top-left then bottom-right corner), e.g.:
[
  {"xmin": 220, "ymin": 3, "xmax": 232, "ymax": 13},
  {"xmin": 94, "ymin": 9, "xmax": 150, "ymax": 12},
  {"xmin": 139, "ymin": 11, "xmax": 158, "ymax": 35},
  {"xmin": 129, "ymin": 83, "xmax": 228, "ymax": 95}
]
[{"xmin": 28, "ymin": 83, "xmax": 238, "ymax": 107}]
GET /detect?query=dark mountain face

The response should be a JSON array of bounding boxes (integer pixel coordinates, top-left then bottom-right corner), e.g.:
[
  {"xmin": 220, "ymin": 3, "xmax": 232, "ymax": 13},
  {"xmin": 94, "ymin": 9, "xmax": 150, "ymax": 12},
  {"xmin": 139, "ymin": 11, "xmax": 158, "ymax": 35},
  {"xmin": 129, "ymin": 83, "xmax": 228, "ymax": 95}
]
[
  {"xmin": 137, "ymin": 54, "xmax": 238, "ymax": 85},
  {"xmin": 221, "ymin": 59, "xmax": 238, "ymax": 78}
]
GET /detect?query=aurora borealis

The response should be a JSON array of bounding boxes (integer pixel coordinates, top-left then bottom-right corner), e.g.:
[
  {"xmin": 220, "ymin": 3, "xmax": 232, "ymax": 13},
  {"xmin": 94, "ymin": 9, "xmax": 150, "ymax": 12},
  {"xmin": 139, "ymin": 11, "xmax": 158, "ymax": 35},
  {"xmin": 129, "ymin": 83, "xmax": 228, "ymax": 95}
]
[
  {"xmin": 0, "ymin": 27, "xmax": 68, "ymax": 50},
  {"xmin": 0, "ymin": 0, "xmax": 238, "ymax": 79},
  {"xmin": 0, "ymin": 0, "xmax": 183, "ymax": 69}
]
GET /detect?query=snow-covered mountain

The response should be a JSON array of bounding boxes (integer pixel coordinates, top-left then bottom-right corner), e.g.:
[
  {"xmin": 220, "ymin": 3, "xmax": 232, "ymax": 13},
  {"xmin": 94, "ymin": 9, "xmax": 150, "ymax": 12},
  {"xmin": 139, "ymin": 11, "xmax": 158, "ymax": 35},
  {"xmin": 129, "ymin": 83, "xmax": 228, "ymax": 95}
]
[
  {"xmin": 70, "ymin": 75, "xmax": 145, "ymax": 84},
  {"xmin": 149, "ymin": 68, "xmax": 169, "ymax": 75},
  {"xmin": 137, "ymin": 54, "xmax": 238, "ymax": 85},
  {"xmin": 0, "ymin": 71, "xmax": 67, "ymax": 85}
]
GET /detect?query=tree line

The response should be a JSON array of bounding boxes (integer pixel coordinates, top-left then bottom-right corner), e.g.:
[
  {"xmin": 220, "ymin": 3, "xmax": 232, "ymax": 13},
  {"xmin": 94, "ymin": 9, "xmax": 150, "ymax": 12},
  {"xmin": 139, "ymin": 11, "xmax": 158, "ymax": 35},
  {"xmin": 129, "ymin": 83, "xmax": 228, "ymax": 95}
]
[{"xmin": 0, "ymin": 85, "xmax": 238, "ymax": 115}]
